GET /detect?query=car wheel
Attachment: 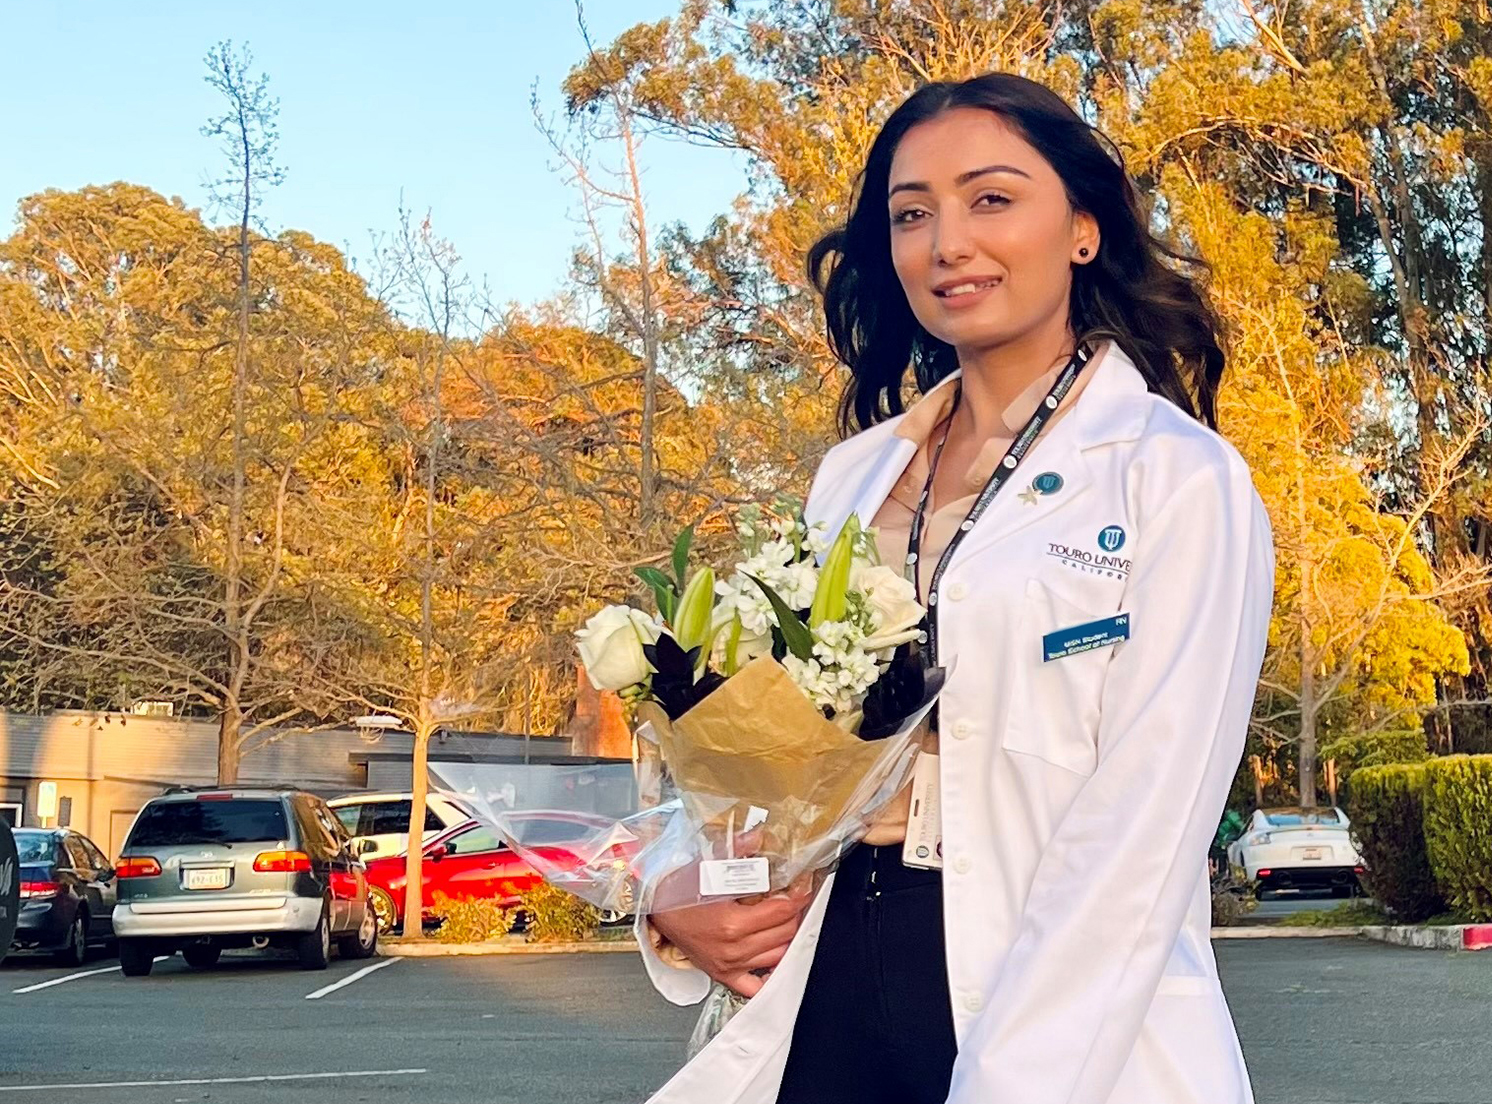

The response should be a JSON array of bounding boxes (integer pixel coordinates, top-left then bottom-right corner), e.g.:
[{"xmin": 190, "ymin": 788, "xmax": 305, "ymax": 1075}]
[
  {"xmin": 118, "ymin": 938, "xmax": 155, "ymax": 977},
  {"xmin": 338, "ymin": 903, "xmax": 378, "ymax": 959},
  {"xmin": 53, "ymin": 912, "xmax": 87, "ymax": 968},
  {"xmin": 182, "ymin": 944, "xmax": 222, "ymax": 969},
  {"xmin": 296, "ymin": 901, "xmax": 331, "ymax": 970},
  {"xmin": 368, "ymin": 886, "xmax": 398, "ymax": 935}
]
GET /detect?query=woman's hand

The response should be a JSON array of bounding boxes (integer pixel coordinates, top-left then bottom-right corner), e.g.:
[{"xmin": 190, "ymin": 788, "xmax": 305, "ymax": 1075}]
[{"xmin": 649, "ymin": 881, "xmax": 815, "ymax": 998}]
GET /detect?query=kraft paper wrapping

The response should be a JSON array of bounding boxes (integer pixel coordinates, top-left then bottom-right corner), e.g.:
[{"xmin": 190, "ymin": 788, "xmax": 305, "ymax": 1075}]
[{"xmin": 640, "ymin": 655, "xmax": 922, "ymax": 891}]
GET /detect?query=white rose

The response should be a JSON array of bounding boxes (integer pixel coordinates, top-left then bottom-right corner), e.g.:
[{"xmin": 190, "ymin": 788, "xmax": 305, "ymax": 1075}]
[
  {"xmin": 854, "ymin": 564, "xmax": 926, "ymax": 651},
  {"xmin": 575, "ymin": 605, "xmax": 660, "ymax": 691}
]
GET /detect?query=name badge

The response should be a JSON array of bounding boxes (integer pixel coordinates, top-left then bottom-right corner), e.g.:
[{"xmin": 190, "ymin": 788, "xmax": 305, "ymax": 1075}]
[
  {"xmin": 1042, "ymin": 614, "xmax": 1131, "ymax": 662},
  {"xmin": 901, "ymin": 752, "xmax": 942, "ymax": 870}
]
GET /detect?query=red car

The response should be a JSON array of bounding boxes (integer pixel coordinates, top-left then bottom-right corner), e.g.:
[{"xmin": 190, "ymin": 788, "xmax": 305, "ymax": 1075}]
[{"xmin": 362, "ymin": 814, "xmax": 634, "ymax": 933}]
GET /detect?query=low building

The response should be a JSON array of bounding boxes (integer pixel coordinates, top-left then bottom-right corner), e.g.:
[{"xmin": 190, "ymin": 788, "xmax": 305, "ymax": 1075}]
[{"xmin": 0, "ymin": 710, "xmax": 605, "ymax": 858}]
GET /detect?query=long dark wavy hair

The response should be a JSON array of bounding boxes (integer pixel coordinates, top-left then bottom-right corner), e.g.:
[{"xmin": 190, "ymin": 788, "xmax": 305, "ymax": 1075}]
[{"xmin": 808, "ymin": 73, "xmax": 1225, "ymax": 437}]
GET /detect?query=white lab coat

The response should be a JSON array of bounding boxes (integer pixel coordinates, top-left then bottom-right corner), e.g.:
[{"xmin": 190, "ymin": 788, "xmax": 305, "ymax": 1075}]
[{"xmin": 636, "ymin": 342, "xmax": 1275, "ymax": 1104}]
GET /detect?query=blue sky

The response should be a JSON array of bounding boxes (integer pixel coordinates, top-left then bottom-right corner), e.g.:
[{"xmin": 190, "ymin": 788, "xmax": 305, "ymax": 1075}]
[{"xmin": 0, "ymin": 1, "xmax": 748, "ymax": 307}]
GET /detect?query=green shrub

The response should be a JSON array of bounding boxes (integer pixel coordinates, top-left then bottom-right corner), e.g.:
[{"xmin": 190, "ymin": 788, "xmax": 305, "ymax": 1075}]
[
  {"xmin": 1321, "ymin": 728, "xmax": 1429, "ymax": 774},
  {"xmin": 1422, "ymin": 755, "xmax": 1492, "ymax": 922},
  {"xmin": 520, "ymin": 882, "xmax": 601, "ymax": 944},
  {"xmin": 1284, "ymin": 901, "xmax": 1389, "ymax": 927},
  {"xmin": 429, "ymin": 893, "xmax": 515, "ymax": 943},
  {"xmin": 1210, "ymin": 884, "xmax": 1257, "ymax": 927},
  {"xmin": 1347, "ymin": 763, "xmax": 1444, "ymax": 922}
]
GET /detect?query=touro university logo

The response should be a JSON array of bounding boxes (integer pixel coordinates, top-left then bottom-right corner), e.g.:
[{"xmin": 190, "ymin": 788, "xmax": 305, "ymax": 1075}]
[{"xmin": 1046, "ymin": 525, "xmax": 1133, "ymax": 579}]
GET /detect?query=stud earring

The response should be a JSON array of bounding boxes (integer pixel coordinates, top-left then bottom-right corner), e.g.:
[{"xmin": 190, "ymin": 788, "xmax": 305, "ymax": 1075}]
[{"xmin": 1078, "ymin": 247, "xmax": 1090, "ymax": 257}]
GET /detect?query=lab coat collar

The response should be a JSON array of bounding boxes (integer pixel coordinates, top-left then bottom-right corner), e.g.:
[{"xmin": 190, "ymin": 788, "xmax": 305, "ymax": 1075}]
[{"xmin": 841, "ymin": 341, "xmax": 1153, "ymax": 570}]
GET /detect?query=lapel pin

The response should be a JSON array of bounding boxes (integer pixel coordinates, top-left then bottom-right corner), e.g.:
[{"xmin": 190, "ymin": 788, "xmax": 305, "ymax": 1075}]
[{"xmin": 1033, "ymin": 472, "xmax": 1064, "ymax": 495}]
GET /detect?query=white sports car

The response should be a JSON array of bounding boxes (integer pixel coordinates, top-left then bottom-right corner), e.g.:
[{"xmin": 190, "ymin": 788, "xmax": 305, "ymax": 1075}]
[{"xmin": 1227, "ymin": 806, "xmax": 1365, "ymax": 898}]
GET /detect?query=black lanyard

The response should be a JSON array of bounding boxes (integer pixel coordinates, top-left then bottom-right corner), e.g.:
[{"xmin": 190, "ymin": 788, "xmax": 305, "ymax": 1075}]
[{"xmin": 906, "ymin": 344, "xmax": 1093, "ymax": 663}]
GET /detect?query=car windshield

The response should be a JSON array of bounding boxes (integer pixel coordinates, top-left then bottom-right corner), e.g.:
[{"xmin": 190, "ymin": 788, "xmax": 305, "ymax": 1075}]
[
  {"xmin": 127, "ymin": 799, "xmax": 289, "ymax": 847},
  {"xmin": 332, "ymin": 806, "xmax": 360, "ymax": 835},
  {"xmin": 1263, "ymin": 809, "xmax": 1342, "ymax": 827},
  {"xmin": 14, "ymin": 832, "xmax": 55, "ymax": 863}
]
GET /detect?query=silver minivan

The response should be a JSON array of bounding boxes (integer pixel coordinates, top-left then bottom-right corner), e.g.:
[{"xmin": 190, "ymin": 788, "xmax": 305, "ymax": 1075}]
[{"xmin": 113, "ymin": 787, "xmax": 377, "ymax": 975}]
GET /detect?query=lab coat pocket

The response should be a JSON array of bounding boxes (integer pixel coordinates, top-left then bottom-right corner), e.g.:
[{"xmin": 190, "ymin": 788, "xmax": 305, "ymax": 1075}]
[{"xmin": 1001, "ymin": 577, "xmax": 1116, "ymax": 775}]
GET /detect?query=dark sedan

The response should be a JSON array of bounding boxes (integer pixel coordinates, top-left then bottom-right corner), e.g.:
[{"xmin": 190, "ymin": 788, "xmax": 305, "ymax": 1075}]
[{"xmin": 10, "ymin": 829, "xmax": 117, "ymax": 966}]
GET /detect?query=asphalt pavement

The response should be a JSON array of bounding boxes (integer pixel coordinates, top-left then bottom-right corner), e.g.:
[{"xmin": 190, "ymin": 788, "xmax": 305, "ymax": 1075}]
[{"xmin": 2, "ymin": 938, "xmax": 1489, "ymax": 1104}]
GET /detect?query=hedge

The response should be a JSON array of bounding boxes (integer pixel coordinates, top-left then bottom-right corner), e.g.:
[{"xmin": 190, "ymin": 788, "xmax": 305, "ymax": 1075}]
[
  {"xmin": 1347, "ymin": 763, "xmax": 1444, "ymax": 922},
  {"xmin": 519, "ymin": 882, "xmax": 601, "ymax": 943},
  {"xmin": 429, "ymin": 893, "xmax": 515, "ymax": 943},
  {"xmin": 1422, "ymin": 755, "xmax": 1492, "ymax": 922}
]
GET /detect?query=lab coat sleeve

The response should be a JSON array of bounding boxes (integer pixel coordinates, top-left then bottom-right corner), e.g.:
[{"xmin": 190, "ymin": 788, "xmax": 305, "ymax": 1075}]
[
  {"xmin": 947, "ymin": 461, "xmax": 1275, "ymax": 1104},
  {"xmin": 635, "ymin": 913, "xmax": 713, "ymax": 1005}
]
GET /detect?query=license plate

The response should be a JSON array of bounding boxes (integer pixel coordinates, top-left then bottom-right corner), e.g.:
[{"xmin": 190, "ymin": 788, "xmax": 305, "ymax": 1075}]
[
  {"xmin": 183, "ymin": 867, "xmax": 231, "ymax": 890},
  {"xmin": 1301, "ymin": 847, "xmax": 1324, "ymax": 861}
]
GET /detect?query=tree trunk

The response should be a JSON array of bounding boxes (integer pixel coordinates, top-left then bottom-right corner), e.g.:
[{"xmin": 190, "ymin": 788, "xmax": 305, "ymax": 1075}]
[
  {"xmin": 620, "ymin": 113, "xmax": 658, "ymax": 526},
  {"xmin": 401, "ymin": 724, "xmax": 432, "ymax": 939},
  {"xmin": 1298, "ymin": 681, "xmax": 1318, "ymax": 808},
  {"xmin": 217, "ymin": 706, "xmax": 241, "ymax": 786}
]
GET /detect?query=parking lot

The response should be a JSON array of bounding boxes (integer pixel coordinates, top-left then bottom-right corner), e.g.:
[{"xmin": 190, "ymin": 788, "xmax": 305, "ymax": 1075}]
[
  {"xmin": 3, "ymin": 939, "xmax": 1491, "ymax": 1104},
  {"xmin": 0, "ymin": 949, "xmax": 697, "ymax": 1104}
]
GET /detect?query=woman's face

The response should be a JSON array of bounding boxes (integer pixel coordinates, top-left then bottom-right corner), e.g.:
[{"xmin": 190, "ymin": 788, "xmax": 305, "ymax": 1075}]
[{"xmin": 886, "ymin": 107, "xmax": 1097, "ymax": 354}]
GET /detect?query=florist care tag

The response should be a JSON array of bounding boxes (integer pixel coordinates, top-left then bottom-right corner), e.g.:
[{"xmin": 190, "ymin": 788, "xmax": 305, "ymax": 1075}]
[{"xmin": 699, "ymin": 857, "xmax": 770, "ymax": 897}]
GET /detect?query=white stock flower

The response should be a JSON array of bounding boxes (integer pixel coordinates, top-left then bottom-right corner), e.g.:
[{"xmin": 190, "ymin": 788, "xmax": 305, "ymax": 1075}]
[
  {"xmin": 770, "ymin": 559, "xmax": 819, "ymax": 609},
  {"xmin": 715, "ymin": 574, "xmax": 774, "ymax": 635},
  {"xmin": 575, "ymin": 605, "xmax": 660, "ymax": 691},
  {"xmin": 853, "ymin": 563, "xmax": 926, "ymax": 651}
]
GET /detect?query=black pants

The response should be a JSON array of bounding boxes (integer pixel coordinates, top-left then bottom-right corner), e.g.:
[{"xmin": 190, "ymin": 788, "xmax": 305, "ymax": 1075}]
[{"xmin": 775, "ymin": 844, "xmax": 958, "ymax": 1104}]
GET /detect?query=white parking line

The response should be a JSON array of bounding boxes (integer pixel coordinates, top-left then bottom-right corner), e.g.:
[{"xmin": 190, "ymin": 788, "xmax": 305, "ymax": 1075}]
[
  {"xmin": 0, "ymin": 1069, "xmax": 427, "ymax": 1093},
  {"xmin": 304, "ymin": 957, "xmax": 399, "ymax": 999},
  {"xmin": 9, "ymin": 957, "xmax": 171, "ymax": 994},
  {"xmin": 10, "ymin": 965, "xmax": 121, "ymax": 994}
]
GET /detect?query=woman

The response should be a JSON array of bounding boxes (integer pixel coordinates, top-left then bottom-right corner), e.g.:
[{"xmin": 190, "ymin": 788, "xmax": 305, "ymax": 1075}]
[{"xmin": 636, "ymin": 73, "xmax": 1274, "ymax": 1104}]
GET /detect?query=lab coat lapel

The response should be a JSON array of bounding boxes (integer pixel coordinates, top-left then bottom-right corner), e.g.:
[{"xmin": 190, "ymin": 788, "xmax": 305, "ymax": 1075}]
[
  {"xmin": 845, "ymin": 436, "xmax": 916, "ymax": 533},
  {"xmin": 822, "ymin": 371, "xmax": 961, "ymax": 538}
]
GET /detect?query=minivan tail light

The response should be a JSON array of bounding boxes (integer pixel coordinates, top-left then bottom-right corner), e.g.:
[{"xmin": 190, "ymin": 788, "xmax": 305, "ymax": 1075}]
[
  {"xmin": 20, "ymin": 880, "xmax": 62, "ymax": 899},
  {"xmin": 116, "ymin": 857, "xmax": 162, "ymax": 879},
  {"xmin": 253, "ymin": 850, "xmax": 311, "ymax": 873}
]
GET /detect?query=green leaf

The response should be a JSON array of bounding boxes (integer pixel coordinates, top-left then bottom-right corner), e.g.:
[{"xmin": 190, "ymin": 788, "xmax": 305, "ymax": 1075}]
[
  {"xmin": 744, "ymin": 573, "xmax": 814, "ymax": 661},
  {"xmin": 671, "ymin": 524, "xmax": 695, "ymax": 589},
  {"xmin": 634, "ymin": 566, "xmax": 677, "ymax": 623}
]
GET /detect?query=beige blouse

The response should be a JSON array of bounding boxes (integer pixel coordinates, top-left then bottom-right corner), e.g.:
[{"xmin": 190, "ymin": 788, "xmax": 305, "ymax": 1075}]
[{"xmin": 861, "ymin": 347, "xmax": 1101, "ymax": 845}]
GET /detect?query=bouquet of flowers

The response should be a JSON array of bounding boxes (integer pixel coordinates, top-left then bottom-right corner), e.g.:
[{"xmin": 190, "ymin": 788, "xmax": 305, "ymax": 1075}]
[{"xmin": 477, "ymin": 502, "xmax": 944, "ymax": 917}]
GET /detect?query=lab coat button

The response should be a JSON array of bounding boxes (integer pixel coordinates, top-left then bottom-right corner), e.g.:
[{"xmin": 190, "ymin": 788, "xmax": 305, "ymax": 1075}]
[
  {"xmin": 964, "ymin": 992, "xmax": 984, "ymax": 1012},
  {"xmin": 947, "ymin": 582, "xmax": 968, "ymax": 600},
  {"xmin": 951, "ymin": 719, "xmax": 972, "ymax": 740},
  {"xmin": 953, "ymin": 856, "xmax": 972, "ymax": 874}
]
